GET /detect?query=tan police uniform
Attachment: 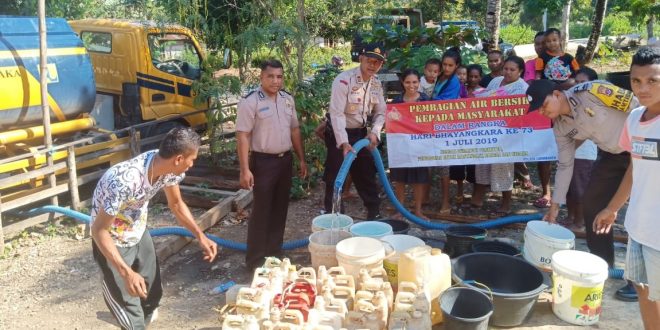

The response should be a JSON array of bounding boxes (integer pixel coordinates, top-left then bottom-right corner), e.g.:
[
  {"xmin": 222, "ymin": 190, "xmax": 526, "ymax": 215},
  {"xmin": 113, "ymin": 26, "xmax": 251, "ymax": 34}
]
[
  {"xmin": 323, "ymin": 67, "xmax": 386, "ymax": 218},
  {"xmin": 236, "ymin": 87, "xmax": 299, "ymax": 267},
  {"xmin": 552, "ymin": 80, "xmax": 639, "ymax": 266}
]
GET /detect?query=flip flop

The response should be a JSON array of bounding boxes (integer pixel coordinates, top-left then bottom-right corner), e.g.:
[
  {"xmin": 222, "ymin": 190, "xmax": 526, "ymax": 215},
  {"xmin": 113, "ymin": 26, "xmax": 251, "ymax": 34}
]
[{"xmin": 533, "ymin": 197, "xmax": 552, "ymax": 208}]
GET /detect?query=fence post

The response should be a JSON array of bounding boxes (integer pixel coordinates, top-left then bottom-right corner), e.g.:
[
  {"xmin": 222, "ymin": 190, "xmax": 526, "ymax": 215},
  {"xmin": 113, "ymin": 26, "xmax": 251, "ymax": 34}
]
[
  {"xmin": 129, "ymin": 128, "xmax": 141, "ymax": 157},
  {"xmin": 66, "ymin": 146, "xmax": 87, "ymax": 238},
  {"xmin": 0, "ymin": 194, "xmax": 4, "ymax": 252}
]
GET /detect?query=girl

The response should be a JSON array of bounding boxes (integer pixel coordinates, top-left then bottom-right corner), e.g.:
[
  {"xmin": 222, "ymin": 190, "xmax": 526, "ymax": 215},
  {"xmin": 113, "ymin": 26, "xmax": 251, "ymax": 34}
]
[
  {"xmin": 535, "ymin": 28, "xmax": 580, "ymax": 84},
  {"xmin": 471, "ymin": 56, "xmax": 529, "ymax": 217},
  {"xmin": 432, "ymin": 48, "xmax": 463, "ymax": 214},
  {"xmin": 390, "ymin": 69, "xmax": 431, "ymax": 220},
  {"xmin": 466, "ymin": 64, "xmax": 485, "ymax": 97},
  {"xmin": 456, "ymin": 65, "xmax": 469, "ymax": 98}
]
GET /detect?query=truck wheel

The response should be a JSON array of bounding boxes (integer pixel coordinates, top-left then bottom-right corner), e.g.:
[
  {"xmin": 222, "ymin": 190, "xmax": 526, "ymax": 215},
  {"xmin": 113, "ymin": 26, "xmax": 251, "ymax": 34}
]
[{"xmin": 143, "ymin": 121, "xmax": 186, "ymax": 150}]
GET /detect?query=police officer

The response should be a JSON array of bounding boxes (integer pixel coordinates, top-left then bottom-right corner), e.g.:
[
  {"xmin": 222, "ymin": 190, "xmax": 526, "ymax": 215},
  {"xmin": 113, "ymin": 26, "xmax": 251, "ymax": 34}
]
[
  {"xmin": 526, "ymin": 79, "xmax": 640, "ymax": 301},
  {"xmin": 323, "ymin": 44, "xmax": 386, "ymax": 219},
  {"xmin": 236, "ymin": 59, "xmax": 307, "ymax": 270}
]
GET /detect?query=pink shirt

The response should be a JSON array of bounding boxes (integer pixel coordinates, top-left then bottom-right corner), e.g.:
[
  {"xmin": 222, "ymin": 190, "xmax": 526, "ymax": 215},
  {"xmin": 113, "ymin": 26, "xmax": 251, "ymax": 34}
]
[{"xmin": 524, "ymin": 59, "xmax": 537, "ymax": 82}]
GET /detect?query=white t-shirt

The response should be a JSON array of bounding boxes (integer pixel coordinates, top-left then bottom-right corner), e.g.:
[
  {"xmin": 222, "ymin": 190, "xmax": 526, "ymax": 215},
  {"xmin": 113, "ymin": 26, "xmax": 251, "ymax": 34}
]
[
  {"xmin": 419, "ymin": 77, "xmax": 436, "ymax": 99},
  {"xmin": 91, "ymin": 150, "xmax": 184, "ymax": 247},
  {"xmin": 575, "ymin": 139, "xmax": 597, "ymax": 160},
  {"xmin": 619, "ymin": 107, "xmax": 660, "ymax": 250}
]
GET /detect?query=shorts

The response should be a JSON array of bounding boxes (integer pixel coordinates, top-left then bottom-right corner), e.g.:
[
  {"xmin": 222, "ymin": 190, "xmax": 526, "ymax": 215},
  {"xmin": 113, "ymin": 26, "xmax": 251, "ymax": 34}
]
[
  {"xmin": 566, "ymin": 159, "xmax": 594, "ymax": 200},
  {"xmin": 625, "ymin": 237, "xmax": 660, "ymax": 301}
]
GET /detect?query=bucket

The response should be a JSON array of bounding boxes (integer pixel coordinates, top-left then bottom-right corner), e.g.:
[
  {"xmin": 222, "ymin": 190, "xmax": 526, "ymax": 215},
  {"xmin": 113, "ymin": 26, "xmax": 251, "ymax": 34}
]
[
  {"xmin": 335, "ymin": 236, "xmax": 389, "ymax": 280},
  {"xmin": 312, "ymin": 214, "xmax": 353, "ymax": 232},
  {"xmin": 349, "ymin": 221, "xmax": 393, "ymax": 239},
  {"xmin": 380, "ymin": 235, "xmax": 425, "ymax": 288},
  {"xmin": 471, "ymin": 240, "xmax": 519, "ymax": 256},
  {"xmin": 551, "ymin": 250, "xmax": 608, "ymax": 325},
  {"xmin": 375, "ymin": 219, "xmax": 410, "ymax": 234},
  {"xmin": 453, "ymin": 252, "xmax": 547, "ymax": 327},
  {"xmin": 440, "ymin": 287, "xmax": 493, "ymax": 330},
  {"xmin": 308, "ymin": 230, "xmax": 353, "ymax": 270},
  {"xmin": 445, "ymin": 225, "xmax": 487, "ymax": 258},
  {"xmin": 523, "ymin": 221, "xmax": 575, "ymax": 271}
]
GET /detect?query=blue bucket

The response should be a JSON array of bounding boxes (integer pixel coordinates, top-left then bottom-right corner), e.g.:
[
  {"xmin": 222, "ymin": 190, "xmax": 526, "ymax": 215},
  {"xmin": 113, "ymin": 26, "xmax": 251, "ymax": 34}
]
[{"xmin": 350, "ymin": 221, "xmax": 393, "ymax": 239}]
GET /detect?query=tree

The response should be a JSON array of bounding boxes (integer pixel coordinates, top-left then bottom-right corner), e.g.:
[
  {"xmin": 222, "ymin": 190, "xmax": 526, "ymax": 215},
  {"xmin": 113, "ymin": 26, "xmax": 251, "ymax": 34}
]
[
  {"xmin": 561, "ymin": 0, "xmax": 572, "ymax": 47},
  {"xmin": 485, "ymin": 0, "xmax": 501, "ymax": 51},
  {"xmin": 630, "ymin": 0, "xmax": 659, "ymax": 40},
  {"xmin": 584, "ymin": 0, "xmax": 608, "ymax": 63}
]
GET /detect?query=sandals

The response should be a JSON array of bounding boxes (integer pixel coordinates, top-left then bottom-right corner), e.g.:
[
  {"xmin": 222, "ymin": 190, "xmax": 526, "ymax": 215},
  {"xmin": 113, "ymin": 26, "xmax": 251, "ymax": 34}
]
[
  {"xmin": 533, "ymin": 197, "xmax": 552, "ymax": 208},
  {"xmin": 521, "ymin": 179, "xmax": 536, "ymax": 190}
]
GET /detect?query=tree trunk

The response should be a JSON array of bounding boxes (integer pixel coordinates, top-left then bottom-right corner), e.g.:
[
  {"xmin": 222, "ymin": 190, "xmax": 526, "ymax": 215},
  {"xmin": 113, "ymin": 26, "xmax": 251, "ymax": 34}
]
[
  {"xmin": 584, "ymin": 0, "xmax": 608, "ymax": 64},
  {"xmin": 296, "ymin": 0, "xmax": 305, "ymax": 82},
  {"xmin": 561, "ymin": 0, "xmax": 572, "ymax": 49},
  {"xmin": 648, "ymin": 14, "xmax": 656, "ymax": 41},
  {"xmin": 485, "ymin": 0, "xmax": 502, "ymax": 52}
]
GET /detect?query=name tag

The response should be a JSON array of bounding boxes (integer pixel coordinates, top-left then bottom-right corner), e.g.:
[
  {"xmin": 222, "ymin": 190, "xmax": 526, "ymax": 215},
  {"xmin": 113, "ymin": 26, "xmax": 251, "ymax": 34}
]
[{"xmin": 258, "ymin": 107, "xmax": 269, "ymax": 112}]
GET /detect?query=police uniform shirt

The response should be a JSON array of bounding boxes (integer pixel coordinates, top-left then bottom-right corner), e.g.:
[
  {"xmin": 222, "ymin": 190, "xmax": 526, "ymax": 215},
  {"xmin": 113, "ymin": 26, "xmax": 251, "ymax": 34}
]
[
  {"xmin": 236, "ymin": 87, "xmax": 299, "ymax": 154},
  {"xmin": 552, "ymin": 80, "xmax": 639, "ymax": 204},
  {"xmin": 329, "ymin": 67, "xmax": 386, "ymax": 148}
]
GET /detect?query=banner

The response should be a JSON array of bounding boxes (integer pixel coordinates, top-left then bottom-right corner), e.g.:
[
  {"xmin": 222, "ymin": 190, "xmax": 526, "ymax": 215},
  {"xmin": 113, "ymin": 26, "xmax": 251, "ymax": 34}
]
[{"xmin": 386, "ymin": 94, "xmax": 557, "ymax": 168}]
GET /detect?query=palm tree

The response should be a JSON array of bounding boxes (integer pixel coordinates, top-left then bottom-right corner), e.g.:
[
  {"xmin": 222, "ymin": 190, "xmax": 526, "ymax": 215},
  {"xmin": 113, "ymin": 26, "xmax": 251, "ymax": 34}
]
[
  {"xmin": 584, "ymin": 0, "xmax": 608, "ymax": 63},
  {"xmin": 485, "ymin": 0, "xmax": 502, "ymax": 52}
]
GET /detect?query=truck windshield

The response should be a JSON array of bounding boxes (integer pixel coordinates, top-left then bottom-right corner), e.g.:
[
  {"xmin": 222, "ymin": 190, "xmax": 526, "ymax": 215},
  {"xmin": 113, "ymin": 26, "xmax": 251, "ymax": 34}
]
[{"xmin": 148, "ymin": 33, "xmax": 201, "ymax": 80}]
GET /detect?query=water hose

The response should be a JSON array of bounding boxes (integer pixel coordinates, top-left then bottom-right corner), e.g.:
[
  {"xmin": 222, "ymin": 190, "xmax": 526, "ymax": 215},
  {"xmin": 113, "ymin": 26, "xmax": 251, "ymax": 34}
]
[
  {"xmin": 23, "ymin": 205, "xmax": 308, "ymax": 251},
  {"xmin": 333, "ymin": 139, "xmax": 542, "ymax": 230}
]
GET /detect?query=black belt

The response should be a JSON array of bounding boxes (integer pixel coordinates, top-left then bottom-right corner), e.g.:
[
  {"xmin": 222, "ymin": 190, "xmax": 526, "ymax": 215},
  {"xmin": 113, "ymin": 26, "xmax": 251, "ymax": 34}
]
[{"xmin": 251, "ymin": 151, "xmax": 291, "ymax": 158}]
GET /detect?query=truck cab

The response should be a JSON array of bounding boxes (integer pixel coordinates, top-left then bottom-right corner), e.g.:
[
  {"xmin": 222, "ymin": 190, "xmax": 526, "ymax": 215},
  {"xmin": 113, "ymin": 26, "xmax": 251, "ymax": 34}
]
[{"xmin": 68, "ymin": 19, "xmax": 208, "ymax": 134}]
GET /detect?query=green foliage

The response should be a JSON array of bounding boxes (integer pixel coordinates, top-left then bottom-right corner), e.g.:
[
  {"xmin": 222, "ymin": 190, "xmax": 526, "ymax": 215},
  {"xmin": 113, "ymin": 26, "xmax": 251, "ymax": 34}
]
[
  {"xmin": 500, "ymin": 25, "xmax": 537, "ymax": 45},
  {"xmin": 592, "ymin": 39, "xmax": 632, "ymax": 73},
  {"xmin": 387, "ymin": 45, "xmax": 444, "ymax": 72},
  {"xmin": 569, "ymin": 23, "xmax": 593, "ymax": 39},
  {"xmin": 603, "ymin": 12, "xmax": 634, "ymax": 36}
]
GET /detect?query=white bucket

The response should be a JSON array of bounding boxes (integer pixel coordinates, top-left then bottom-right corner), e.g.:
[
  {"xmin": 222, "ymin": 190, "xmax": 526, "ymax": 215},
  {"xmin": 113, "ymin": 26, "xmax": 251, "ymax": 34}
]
[
  {"xmin": 380, "ymin": 235, "xmax": 426, "ymax": 289},
  {"xmin": 551, "ymin": 250, "xmax": 608, "ymax": 325},
  {"xmin": 336, "ymin": 237, "xmax": 389, "ymax": 280},
  {"xmin": 523, "ymin": 220, "xmax": 575, "ymax": 271},
  {"xmin": 349, "ymin": 221, "xmax": 393, "ymax": 239},
  {"xmin": 308, "ymin": 230, "xmax": 353, "ymax": 270},
  {"xmin": 312, "ymin": 214, "xmax": 354, "ymax": 232}
]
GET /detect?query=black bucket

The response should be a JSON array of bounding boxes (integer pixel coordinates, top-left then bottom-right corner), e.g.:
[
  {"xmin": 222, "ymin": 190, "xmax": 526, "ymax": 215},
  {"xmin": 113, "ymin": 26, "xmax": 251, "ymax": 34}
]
[
  {"xmin": 440, "ymin": 287, "xmax": 493, "ymax": 330},
  {"xmin": 606, "ymin": 71, "xmax": 631, "ymax": 91},
  {"xmin": 453, "ymin": 252, "xmax": 547, "ymax": 327},
  {"xmin": 375, "ymin": 219, "xmax": 410, "ymax": 234},
  {"xmin": 444, "ymin": 225, "xmax": 487, "ymax": 258},
  {"xmin": 471, "ymin": 240, "xmax": 519, "ymax": 256}
]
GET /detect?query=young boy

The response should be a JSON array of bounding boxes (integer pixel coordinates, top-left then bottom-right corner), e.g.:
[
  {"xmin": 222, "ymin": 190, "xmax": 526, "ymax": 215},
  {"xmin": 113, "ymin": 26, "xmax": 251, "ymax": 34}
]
[
  {"xmin": 526, "ymin": 76, "xmax": 640, "ymax": 301},
  {"xmin": 594, "ymin": 46, "xmax": 660, "ymax": 329},
  {"xmin": 419, "ymin": 58, "xmax": 441, "ymax": 99},
  {"xmin": 535, "ymin": 28, "xmax": 580, "ymax": 85}
]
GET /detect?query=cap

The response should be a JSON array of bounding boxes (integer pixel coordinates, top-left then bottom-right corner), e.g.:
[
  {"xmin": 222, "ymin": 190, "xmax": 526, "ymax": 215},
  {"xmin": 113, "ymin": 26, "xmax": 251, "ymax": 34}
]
[
  {"xmin": 361, "ymin": 43, "xmax": 385, "ymax": 61},
  {"xmin": 526, "ymin": 80, "xmax": 560, "ymax": 111}
]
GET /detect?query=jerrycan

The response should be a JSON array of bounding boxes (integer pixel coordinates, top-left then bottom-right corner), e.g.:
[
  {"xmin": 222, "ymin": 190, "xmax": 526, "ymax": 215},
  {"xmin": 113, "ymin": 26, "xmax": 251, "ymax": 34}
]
[
  {"xmin": 236, "ymin": 287, "xmax": 270, "ymax": 321},
  {"xmin": 263, "ymin": 309, "xmax": 305, "ymax": 330},
  {"xmin": 397, "ymin": 246, "xmax": 450, "ymax": 325},
  {"xmin": 222, "ymin": 314, "xmax": 261, "ymax": 330},
  {"xmin": 297, "ymin": 267, "xmax": 317, "ymax": 284},
  {"xmin": 307, "ymin": 298, "xmax": 344, "ymax": 329},
  {"xmin": 252, "ymin": 267, "xmax": 284, "ymax": 301},
  {"xmin": 345, "ymin": 300, "xmax": 386, "ymax": 330},
  {"xmin": 360, "ymin": 279, "xmax": 394, "ymax": 312}
]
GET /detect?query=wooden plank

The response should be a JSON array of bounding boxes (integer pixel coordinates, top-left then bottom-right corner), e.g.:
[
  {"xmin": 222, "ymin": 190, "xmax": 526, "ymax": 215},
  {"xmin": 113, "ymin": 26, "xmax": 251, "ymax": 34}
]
[
  {"xmin": 0, "ymin": 162, "xmax": 66, "ymax": 188},
  {"xmin": 152, "ymin": 191, "xmax": 219, "ymax": 209},
  {"xmin": 3, "ymin": 212, "xmax": 59, "ymax": 236},
  {"xmin": 179, "ymin": 185, "xmax": 238, "ymax": 197},
  {"xmin": 2, "ymin": 184, "xmax": 69, "ymax": 211},
  {"xmin": 232, "ymin": 189, "xmax": 253, "ymax": 211},
  {"xmin": 129, "ymin": 128, "xmax": 141, "ymax": 157},
  {"xmin": 0, "ymin": 195, "xmax": 4, "ymax": 251},
  {"xmin": 182, "ymin": 175, "xmax": 241, "ymax": 191},
  {"xmin": 155, "ymin": 197, "xmax": 234, "ymax": 261}
]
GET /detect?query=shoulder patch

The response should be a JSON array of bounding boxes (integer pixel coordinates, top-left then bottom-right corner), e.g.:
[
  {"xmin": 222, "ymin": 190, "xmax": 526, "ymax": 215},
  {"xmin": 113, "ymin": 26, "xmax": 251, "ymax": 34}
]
[
  {"xmin": 243, "ymin": 90, "xmax": 257, "ymax": 99},
  {"xmin": 339, "ymin": 79, "xmax": 349, "ymax": 86},
  {"xmin": 279, "ymin": 90, "xmax": 292, "ymax": 96},
  {"xmin": 588, "ymin": 82, "xmax": 634, "ymax": 112},
  {"xmin": 258, "ymin": 91, "xmax": 266, "ymax": 99}
]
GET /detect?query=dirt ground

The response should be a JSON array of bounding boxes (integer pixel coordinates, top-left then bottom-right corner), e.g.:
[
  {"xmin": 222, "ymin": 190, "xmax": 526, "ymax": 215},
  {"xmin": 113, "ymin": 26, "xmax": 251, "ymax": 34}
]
[{"xmin": 0, "ymin": 165, "xmax": 642, "ymax": 329}]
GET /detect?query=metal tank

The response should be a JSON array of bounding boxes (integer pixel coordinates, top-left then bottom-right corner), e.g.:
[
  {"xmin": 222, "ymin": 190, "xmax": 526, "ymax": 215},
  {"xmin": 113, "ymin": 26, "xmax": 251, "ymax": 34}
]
[{"xmin": 0, "ymin": 16, "xmax": 96, "ymax": 131}]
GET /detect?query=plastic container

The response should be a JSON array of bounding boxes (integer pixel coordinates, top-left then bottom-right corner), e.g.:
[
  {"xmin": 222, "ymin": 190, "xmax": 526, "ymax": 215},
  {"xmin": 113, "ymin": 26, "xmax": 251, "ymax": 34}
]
[
  {"xmin": 551, "ymin": 250, "xmax": 609, "ymax": 325},
  {"xmin": 397, "ymin": 245, "xmax": 451, "ymax": 325},
  {"xmin": 471, "ymin": 240, "xmax": 519, "ymax": 256},
  {"xmin": 523, "ymin": 221, "xmax": 575, "ymax": 271},
  {"xmin": 381, "ymin": 234, "xmax": 426, "ymax": 289},
  {"xmin": 350, "ymin": 221, "xmax": 393, "ymax": 239},
  {"xmin": 444, "ymin": 225, "xmax": 487, "ymax": 258},
  {"xmin": 312, "ymin": 214, "xmax": 354, "ymax": 232},
  {"xmin": 375, "ymin": 219, "xmax": 410, "ymax": 234},
  {"xmin": 308, "ymin": 230, "xmax": 352, "ymax": 270},
  {"xmin": 335, "ymin": 236, "xmax": 388, "ymax": 280},
  {"xmin": 452, "ymin": 252, "xmax": 547, "ymax": 327},
  {"xmin": 440, "ymin": 287, "xmax": 493, "ymax": 330}
]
